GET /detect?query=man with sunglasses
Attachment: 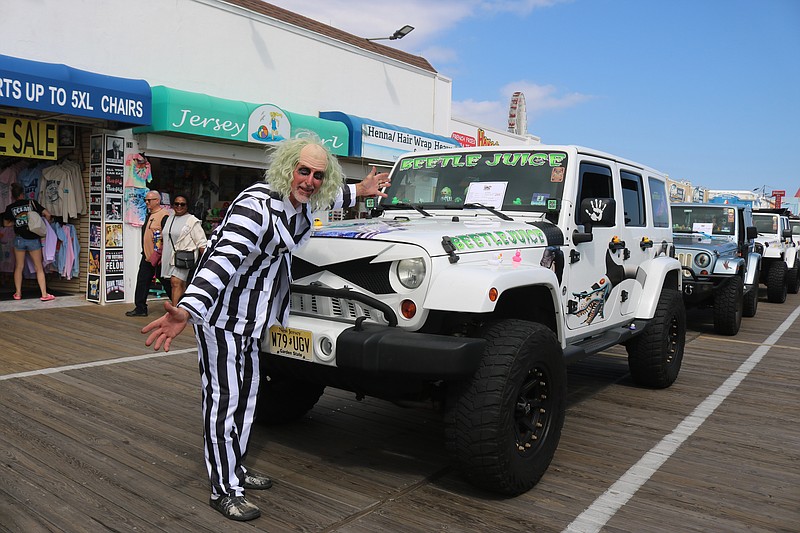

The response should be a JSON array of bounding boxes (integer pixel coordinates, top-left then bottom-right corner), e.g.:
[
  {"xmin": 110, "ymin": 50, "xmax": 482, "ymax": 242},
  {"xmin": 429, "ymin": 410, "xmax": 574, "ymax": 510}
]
[
  {"xmin": 126, "ymin": 190, "xmax": 171, "ymax": 317},
  {"xmin": 141, "ymin": 137, "xmax": 390, "ymax": 521}
]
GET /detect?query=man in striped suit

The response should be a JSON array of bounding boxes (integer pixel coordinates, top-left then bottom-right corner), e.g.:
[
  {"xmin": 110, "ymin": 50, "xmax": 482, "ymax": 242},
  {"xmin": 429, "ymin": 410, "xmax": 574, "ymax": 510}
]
[{"xmin": 142, "ymin": 137, "xmax": 390, "ymax": 521}]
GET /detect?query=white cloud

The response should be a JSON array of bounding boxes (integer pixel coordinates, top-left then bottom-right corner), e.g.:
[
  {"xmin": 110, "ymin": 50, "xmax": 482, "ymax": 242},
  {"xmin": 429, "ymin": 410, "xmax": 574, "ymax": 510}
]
[
  {"xmin": 452, "ymin": 99, "xmax": 508, "ymax": 130},
  {"xmin": 501, "ymin": 81, "xmax": 594, "ymax": 114},
  {"xmin": 453, "ymin": 82, "xmax": 594, "ymax": 130}
]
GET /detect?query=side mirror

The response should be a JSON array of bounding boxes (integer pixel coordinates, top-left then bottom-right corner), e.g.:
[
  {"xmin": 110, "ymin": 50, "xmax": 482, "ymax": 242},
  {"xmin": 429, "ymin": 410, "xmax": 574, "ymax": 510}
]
[
  {"xmin": 573, "ymin": 198, "xmax": 616, "ymax": 244},
  {"xmin": 746, "ymin": 226, "xmax": 757, "ymax": 240},
  {"xmin": 579, "ymin": 198, "xmax": 616, "ymax": 227},
  {"xmin": 781, "ymin": 228, "xmax": 792, "ymax": 239}
]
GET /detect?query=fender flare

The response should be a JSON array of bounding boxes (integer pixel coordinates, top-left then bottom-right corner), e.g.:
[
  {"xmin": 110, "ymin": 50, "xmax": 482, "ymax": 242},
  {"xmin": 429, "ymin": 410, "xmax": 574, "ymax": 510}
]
[
  {"xmin": 785, "ymin": 246, "xmax": 798, "ymax": 267},
  {"xmin": 712, "ymin": 256, "xmax": 745, "ymax": 276},
  {"xmin": 634, "ymin": 256, "xmax": 682, "ymax": 320},
  {"xmin": 424, "ymin": 264, "xmax": 561, "ymax": 314},
  {"xmin": 745, "ymin": 253, "xmax": 762, "ymax": 286}
]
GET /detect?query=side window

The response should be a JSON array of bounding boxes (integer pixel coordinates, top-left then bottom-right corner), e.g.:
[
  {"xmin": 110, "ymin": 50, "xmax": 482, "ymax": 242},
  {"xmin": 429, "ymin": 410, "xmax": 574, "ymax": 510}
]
[
  {"xmin": 648, "ymin": 177, "xmax": 670, "ymax": 228},
  {"xmin": 620, "ymin": 170, "xmax": 645, "ymax": 226},
  {"xmin": 577, "ymin": 162, "xmax": 613, "ymax": 225}
]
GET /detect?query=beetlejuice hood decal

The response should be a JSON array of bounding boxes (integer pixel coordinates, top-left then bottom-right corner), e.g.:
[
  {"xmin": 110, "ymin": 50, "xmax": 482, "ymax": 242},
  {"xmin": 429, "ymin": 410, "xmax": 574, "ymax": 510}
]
[{"xmin": 310, "ymin": 217, "xmax": 560, "ymax": 255}]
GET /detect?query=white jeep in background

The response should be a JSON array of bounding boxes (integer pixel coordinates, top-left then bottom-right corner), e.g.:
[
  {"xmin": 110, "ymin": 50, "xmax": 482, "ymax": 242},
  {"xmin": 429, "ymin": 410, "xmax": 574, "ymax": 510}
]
[
  {"xmin": 752, "ymin": 209, "xmax": 799, "ymax": 300},
  {"xmin": 260, "ymin": 145, "xmax": 685, "ymax": 496}
]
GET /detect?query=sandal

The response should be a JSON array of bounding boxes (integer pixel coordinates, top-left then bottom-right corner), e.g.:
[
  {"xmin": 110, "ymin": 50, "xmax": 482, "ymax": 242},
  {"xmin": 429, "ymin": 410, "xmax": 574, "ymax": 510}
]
[
  {"xmin": 40, "ymin": 294, "xmax": 55, "ymax": 302},
  {"xmin": 12, "ymin": 293, "xmax": 21, "ymax": 300}
]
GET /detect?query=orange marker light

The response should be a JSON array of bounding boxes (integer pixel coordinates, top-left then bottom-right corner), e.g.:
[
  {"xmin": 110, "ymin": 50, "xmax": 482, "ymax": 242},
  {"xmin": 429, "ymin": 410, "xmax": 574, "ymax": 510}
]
[
  {"xmin": 401, "ymin": 299, "xmax": 417, "ymax": 319},
  {"xmin": 489, "ymin": 287, "xmax": 498, "ymax": 302}
]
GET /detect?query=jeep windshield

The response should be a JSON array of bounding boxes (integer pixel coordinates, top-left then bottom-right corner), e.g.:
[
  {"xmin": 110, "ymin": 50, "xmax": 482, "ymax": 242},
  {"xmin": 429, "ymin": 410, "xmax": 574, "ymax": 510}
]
[
  {"xmin": 671, "ymin": 205, "xmax": 736, "ymax": 236},
  {"xmin": 752, "ymin": 214, "xmax": 779, "ymax": 235},
  {"xmin": 383, "ymin": 150, "xmax": 567, "ymax": 214}
]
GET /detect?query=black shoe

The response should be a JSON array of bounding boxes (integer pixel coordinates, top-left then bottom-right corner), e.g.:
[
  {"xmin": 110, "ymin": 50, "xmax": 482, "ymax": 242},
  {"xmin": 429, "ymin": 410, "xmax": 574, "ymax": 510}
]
[
  {"xmin": 209, "ymin": 494, "xmax": 261, "ymax": 521},
  {"xmin": 243, "ymin": 472, "xmax": 273, "ymax": 490},
  {"xmin": 125, "ymin": 309, "xmax": 148, "ymax": 317}
]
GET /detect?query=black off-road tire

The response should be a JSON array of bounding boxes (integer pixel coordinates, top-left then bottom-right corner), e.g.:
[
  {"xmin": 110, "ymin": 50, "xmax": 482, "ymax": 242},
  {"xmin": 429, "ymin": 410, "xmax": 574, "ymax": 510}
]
[
  {"xmin": 713, "ymin": 276, "xmax": 743, "ymax": 336},
  {"xmin": 625, "ymin": 289, "xmax": 685, "ymax": 388},
  {"xmin": 787, "ymin": 259, "xmax": 800, "ymax": 294},
  {"xmin": 766, "ymin": 262, "xmax": 788, "ymax": 303},
  {"xmin": 444, "ymin": 320, "xmax": 566, "ymax": 496},
  {"xmin": 255, "ymin": 373, "xmax": 325, "ymax": 425}
]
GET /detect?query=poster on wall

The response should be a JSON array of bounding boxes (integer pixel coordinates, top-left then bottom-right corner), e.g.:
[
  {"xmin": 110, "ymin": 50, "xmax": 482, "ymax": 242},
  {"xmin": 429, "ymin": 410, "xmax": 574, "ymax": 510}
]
[
  {"xmin": 105, "ymin": 223, "xmax": 122, "ymax": 248},
  {"xmin": 90, "ymin": 191, "xmax": 102, "ymax": 220},
  {"xmin": 105, "ymin": 274, "xmax": 125, "ymax": 301},
  {"xmin": 105, "ymin": 166, "xmax": 123, "ymax": 194},
  {"xmin": 87, "ymin": 274, "xmax": 100, "ymax": 302},
  {"xmin": 89, "ymin": 221, "xmax": 102, "ymax": 248},
  {"xmin": 105, "ymin": 196, "xmax": 122, "ymax": 222},
  {"xmin": 90, "ymin": 166, "xmax": 102, "ymax": 192},
  {"xmin": 88, "ymin": 250, "xmax": 101, "ymax": 275},
  {"xmin": 90, "ymin": 136, "xmax": 103, "ymax": 165},
  {"xmin": 105, "ymin": 249, "xmax": 124, "ymax": 275},
  {"xmin": 105, "ymin": 135, "xmax": 124, "ymax": 166}
]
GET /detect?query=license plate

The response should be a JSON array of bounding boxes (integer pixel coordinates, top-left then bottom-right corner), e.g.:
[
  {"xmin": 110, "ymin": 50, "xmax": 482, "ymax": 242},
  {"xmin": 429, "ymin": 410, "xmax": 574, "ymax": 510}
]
[{"xmin": 268, "ymin": 326, "xmax": 312, "ymax": 360}]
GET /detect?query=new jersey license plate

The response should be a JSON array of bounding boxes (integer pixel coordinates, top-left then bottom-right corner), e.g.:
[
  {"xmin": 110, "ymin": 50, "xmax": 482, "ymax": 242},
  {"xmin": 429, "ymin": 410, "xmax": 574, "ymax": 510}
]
[{"xmin": 268, "ymin": 326, "xmax": 312, "ymax": 360}]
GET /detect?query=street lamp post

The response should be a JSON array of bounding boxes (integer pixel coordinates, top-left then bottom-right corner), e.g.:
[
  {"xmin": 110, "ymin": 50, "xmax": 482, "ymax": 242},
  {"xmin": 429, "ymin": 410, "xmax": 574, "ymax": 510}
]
[{"xmin": 366, "ymin": 25, "xmax": 415, "ymax": 42}]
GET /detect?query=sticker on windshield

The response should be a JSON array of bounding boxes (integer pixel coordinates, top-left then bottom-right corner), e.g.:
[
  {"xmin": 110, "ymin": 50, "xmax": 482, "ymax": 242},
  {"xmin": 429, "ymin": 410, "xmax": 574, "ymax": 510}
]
[
  {"xmin": 530, "ymin": 193, "xmax": 550, "ymax": 207},
  {"xmin": 464, "ymin": 181, "xmax": 508, "ymax": 209}
]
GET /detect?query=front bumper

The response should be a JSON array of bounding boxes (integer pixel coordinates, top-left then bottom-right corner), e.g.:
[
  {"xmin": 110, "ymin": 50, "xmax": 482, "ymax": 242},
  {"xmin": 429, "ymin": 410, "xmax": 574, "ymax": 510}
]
[
  {"xmin": 336, "ymin": 322, "xmax": 485, "ymax": 379},
  {"xmin": 266, "ymin": 284, "xmax": 486, "ymax": 380},
  {"xmin": 681, "ymin": 267, "xmax": 720, "ymax": 304}
]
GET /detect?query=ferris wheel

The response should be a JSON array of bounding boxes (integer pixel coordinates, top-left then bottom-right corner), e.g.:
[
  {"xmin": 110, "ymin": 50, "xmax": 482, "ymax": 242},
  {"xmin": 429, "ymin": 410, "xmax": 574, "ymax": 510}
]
[{"xmin": 507, "ymin": 91, "xmax": 528, "ymax": 135}]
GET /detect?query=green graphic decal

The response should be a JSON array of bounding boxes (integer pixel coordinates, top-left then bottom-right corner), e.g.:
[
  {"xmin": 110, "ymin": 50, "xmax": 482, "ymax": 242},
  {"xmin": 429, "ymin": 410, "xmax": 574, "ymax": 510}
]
[
  {"xmin": 399, "ymin": 152, "xmax": 567, "ymax": 172},
  {"xmin": 449, "ymin": 228, "xmax": 547, "ymax": 250}
]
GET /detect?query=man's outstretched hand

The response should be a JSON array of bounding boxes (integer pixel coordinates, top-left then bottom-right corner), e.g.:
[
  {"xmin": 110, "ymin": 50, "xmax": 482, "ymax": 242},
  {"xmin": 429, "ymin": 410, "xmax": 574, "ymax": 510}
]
[{"xmin": 142, "ymin": 301, "xmax": 190, "ymax": 352}]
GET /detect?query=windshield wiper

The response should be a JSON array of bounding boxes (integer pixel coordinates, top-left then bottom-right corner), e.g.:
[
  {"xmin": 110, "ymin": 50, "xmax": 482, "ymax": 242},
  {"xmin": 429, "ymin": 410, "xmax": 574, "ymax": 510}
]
[
  {"xmin": 463, "ymin": 202, "xmax": 513, "ymax": 221},
  {"xmin": 381, "ymin": 202, "xmax": 432, "ymax": 217}
]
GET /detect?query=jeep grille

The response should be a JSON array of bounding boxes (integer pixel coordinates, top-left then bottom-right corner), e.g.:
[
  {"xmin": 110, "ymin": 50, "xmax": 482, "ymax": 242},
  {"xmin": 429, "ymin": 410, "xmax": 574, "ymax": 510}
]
[
  {"xmin": 292, "ymin": 257, "xmax": 395, "ymax": 294},
  {"xmin": 290, "ymin": 292, "xmax": 388, "ymax": 325}
]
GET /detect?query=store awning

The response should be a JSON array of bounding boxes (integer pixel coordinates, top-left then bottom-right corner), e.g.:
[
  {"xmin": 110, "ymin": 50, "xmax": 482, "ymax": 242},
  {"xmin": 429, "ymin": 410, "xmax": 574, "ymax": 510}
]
[
  {"xmin": 134, "ymin": 86, "xmax": 348, "ymax": 156},
  {"xmin": 319, "ymin": 111, "xmax": 460, "ymax": 162},
  {"xmin": 0, "ymin": 54, "xmax": 151, "ymax": 125}
]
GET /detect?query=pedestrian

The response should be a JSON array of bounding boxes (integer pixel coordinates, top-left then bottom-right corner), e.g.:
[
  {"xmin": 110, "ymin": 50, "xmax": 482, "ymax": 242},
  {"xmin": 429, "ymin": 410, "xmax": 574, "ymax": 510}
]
[
  {"xmin": 126, "ymin": 190, "xmax": 171, "ymax": 317},
  {"xmin": 141, "ymin": 137, "xmax": 390, "ymax": 521},
  {"xmin": 161, "ymin": 194, "xmax": 207, "ymax": 306},
  {"xmin": 2, "ymin": 183, "xmax": 55, "ymax": 301}
]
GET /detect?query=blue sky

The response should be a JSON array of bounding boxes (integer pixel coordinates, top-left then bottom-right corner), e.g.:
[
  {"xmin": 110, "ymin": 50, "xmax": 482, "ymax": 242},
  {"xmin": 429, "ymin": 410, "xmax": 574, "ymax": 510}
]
[{"xmin": 267, "ymin": 0, "xmax": 799, "ymax": 199}]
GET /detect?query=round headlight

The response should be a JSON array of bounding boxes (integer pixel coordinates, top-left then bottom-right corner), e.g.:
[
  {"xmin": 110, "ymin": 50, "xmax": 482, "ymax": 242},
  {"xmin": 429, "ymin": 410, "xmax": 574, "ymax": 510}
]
[
  {"xmin": 397, "ymin": 258, "xmax": 426, "ymax": 289},
  {"xmin": 695, "ymin": 253, "xmax": 711, "ymax": 268}
]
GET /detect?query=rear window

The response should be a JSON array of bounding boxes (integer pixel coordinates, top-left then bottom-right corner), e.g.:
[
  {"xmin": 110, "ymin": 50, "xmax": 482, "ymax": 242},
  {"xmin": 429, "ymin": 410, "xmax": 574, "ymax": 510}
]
[{"xmin": 648, "ymin": 177, "xmax": 670, "ymax": 228}]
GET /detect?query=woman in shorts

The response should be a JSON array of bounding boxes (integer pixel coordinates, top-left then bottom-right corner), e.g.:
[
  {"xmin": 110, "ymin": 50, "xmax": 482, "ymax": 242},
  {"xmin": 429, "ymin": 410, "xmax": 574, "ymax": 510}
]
[{"xmin": 2, "ymin": 183, "xmax": 55, "ymax": 301}]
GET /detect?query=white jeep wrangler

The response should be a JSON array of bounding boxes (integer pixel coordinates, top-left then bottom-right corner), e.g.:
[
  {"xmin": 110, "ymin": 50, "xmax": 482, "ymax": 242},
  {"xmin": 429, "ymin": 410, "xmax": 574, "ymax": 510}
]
[
  {"xmin": 260, "ymin": 145, "xmax": 685, "ymax": 495},
  {"xmin": 752, "ymin": 209, "xmax": 800, "ymax": 300}
]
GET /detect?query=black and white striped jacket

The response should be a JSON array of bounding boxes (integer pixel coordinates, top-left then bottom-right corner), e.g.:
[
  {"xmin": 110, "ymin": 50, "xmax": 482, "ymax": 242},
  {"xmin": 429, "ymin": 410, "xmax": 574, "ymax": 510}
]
[{"xmin": 179, "ymin": 181, "xmax": 356, "ymax": 338}]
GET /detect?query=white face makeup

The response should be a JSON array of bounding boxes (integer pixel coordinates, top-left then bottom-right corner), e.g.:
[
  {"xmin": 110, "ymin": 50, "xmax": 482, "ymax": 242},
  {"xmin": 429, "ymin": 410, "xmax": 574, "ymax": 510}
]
[{"xmin": 289, "ymin": 145, "xmax": 328, "ymax": 207}]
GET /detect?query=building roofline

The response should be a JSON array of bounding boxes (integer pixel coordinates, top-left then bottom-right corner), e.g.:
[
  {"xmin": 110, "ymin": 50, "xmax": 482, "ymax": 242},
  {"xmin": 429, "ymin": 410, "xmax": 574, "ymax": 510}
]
[{"xmin": 219, "ymin": 0, "xmax": 437, "ymax": 74}]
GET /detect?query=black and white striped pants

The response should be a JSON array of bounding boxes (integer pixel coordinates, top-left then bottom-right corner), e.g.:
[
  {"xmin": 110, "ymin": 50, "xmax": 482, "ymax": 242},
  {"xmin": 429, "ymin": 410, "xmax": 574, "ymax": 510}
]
[{"xmin": 195, "ymin": 323, "xmax": 260, "ymax": 498}]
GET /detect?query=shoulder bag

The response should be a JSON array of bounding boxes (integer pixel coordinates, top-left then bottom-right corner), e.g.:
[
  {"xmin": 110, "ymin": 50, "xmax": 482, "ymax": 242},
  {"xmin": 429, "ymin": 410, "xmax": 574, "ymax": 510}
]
[
  {"xmin": 169, "ymin": 217, "xmax": 196, "ymax": 270},
  {"xmin": 27, "ymin": 201, "xmax": 48, "ymax": 237}
]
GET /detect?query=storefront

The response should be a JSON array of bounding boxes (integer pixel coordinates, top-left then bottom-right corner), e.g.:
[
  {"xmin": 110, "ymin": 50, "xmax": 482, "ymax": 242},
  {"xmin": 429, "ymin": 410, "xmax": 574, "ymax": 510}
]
[
  {"xmin": 0, "ymin": 53, "xmax": 151, "ymax": 301},
  {"xmin": 131, "ymin": 85, "xmax": 350, "ymax": 229}
]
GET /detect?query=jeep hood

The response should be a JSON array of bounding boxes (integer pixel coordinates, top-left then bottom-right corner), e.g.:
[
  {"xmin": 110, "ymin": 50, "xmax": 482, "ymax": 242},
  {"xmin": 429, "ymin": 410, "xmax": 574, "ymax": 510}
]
[
  {"xmin": 673, "ymin": 233, "xmax": 738, "ymax": 254},
  {"xmin": 307, "ymin": 217, "xmax": 560, "ymax": 256}
]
